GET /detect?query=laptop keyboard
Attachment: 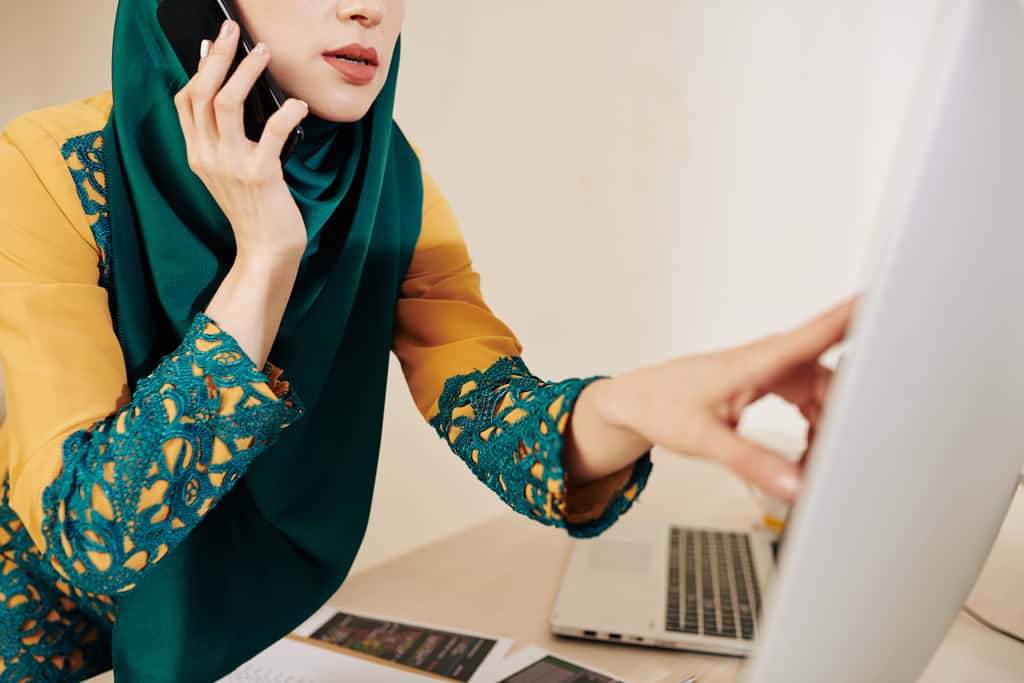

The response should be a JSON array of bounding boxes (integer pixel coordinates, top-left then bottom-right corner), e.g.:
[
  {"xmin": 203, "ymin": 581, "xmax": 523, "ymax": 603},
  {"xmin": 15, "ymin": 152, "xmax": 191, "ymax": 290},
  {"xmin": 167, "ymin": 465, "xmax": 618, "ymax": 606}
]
[{"xmin": 666, "ymin": 527, "xmax": 761, "ymax": 641}]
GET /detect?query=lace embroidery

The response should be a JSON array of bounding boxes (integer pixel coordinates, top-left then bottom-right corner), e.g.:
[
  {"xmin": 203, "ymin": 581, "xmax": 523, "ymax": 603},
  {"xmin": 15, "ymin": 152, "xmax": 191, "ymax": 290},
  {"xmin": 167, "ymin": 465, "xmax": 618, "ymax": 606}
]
[
  {"xmin": 40, "ymin": 312, "xmax": 305, "ymax": 598},
  {"xmin": 0, "ymin": 479, "xmax": 112, "ymax": 681},
  {"xmin": 428, "ymin": 356, "xmax": 650, "ymax": 539},
  {"xmin": 60, "ymin": 132, "xmax": 111, "ymax": 289}
]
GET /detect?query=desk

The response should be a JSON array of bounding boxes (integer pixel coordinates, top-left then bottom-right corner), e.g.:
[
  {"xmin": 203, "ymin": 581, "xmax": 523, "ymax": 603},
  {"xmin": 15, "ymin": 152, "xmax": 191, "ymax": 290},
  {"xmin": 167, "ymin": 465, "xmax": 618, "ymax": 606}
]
[
  {"xmin": 85, "ymin": 453, "xmax": 1024, "ymax": 682},
  {"xmin": 328, "ymin": 454, "xmax": 1024, "ymax": 683}
]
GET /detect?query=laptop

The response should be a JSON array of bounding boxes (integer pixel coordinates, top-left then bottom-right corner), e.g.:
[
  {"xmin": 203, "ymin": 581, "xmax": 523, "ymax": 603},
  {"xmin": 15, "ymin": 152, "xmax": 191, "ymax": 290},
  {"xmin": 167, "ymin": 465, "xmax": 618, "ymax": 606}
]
[
  {"xmin": 551, "ymin": 0, "xmax": 1024, "ymax": 675},
  {"xmin": 550, "ymin": 518, "xmax": 777, "ymax": 656}
]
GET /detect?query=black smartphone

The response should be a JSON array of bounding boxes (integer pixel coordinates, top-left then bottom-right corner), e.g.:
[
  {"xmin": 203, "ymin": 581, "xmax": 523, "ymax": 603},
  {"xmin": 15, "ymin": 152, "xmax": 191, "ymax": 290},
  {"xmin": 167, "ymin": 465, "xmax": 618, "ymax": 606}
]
[{"xmin": 157, "ymin": 0, "xmax": 304, "ymax": 163}]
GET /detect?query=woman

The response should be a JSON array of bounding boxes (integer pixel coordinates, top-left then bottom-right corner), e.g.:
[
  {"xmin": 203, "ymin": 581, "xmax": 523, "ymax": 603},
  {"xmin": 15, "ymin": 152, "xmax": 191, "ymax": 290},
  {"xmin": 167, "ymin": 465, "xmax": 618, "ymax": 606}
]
[{"xmin": 0, "ymin": 0, "xmax": 853, "ymax": 680}]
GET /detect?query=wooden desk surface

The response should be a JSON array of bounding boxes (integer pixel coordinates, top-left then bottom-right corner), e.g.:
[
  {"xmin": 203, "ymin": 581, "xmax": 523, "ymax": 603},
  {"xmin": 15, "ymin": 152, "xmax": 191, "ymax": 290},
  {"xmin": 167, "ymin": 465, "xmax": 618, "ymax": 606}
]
[
  {"xmin": 82, "ymin": 451, "xmax": 1024, "ymax": 683},
  {"xmin": 328, "ymin": 454, "xmax": 1024, "ymax": 683}
]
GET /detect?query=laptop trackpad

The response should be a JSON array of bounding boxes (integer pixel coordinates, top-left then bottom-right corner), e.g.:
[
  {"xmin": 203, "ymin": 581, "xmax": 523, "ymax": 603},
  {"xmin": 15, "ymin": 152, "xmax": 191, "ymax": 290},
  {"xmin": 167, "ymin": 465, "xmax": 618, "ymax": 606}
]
[
  {"xmin": 553, "ymin": 538, "xmax": 659, "ymax": 636},
  {"xmin": 587, "ymin": 541, "xmax": 654, "ymax": 574}
]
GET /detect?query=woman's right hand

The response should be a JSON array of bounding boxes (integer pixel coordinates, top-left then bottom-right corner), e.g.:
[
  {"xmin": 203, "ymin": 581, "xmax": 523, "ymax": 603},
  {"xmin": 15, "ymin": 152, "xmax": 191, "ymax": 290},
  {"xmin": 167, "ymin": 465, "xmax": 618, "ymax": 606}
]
[
  {"xmin": 572, "ymin": 298, "xmax": 857, "ymax": 504},
  {"xmin": 173, "ymin": 18, "xmax": 310, "ymax": 263}
]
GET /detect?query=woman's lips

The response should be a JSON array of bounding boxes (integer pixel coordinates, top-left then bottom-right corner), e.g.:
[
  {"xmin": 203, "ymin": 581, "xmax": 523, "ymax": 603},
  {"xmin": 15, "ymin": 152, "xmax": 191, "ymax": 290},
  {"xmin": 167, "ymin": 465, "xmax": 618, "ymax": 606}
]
[
  {"xmin": 323, "ymin": 44, "xmax": 379, "ymax": 85},
  {"xmin": 324, "ymin": 55, "xmax": 378, "ymax": 85}
]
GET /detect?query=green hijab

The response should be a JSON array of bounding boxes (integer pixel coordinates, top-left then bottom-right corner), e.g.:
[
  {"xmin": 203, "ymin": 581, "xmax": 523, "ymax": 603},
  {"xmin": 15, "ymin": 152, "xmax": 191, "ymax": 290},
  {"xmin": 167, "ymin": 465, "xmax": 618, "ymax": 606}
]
[{"xmin": 100, "ymin": 1, "xmax": 423, "ymax": 679}]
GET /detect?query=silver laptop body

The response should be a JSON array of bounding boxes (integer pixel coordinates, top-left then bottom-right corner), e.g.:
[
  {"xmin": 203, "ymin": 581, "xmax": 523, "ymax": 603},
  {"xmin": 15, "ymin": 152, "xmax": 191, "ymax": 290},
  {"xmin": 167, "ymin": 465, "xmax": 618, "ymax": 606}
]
[{"xmin": 550, "ymin": 518, "xmax": 776, "ymax": 656}]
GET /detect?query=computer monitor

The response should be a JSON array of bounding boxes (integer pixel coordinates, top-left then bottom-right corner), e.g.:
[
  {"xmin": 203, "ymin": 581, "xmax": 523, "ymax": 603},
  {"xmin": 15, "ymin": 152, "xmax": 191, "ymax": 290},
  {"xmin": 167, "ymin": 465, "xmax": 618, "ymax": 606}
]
[{"xmin": 745, "ymin": 1, "xmax": 1024, "ymax": 681}]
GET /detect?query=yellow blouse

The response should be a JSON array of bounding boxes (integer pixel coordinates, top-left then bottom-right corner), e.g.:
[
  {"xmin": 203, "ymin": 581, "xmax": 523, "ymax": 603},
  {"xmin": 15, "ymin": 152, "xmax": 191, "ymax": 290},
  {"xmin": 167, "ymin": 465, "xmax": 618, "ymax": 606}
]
[{"xmin": 0, "ymin": 91, "xmax": 649, "ymax": 679}]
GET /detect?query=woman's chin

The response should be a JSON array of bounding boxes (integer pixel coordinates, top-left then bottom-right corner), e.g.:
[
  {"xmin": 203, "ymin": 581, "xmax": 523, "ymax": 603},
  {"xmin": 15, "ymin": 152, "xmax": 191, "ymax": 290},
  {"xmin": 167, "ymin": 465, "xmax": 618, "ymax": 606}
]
[{"xmin": 308, "ymin": 98, "xmax": 376, "ymax": 124}]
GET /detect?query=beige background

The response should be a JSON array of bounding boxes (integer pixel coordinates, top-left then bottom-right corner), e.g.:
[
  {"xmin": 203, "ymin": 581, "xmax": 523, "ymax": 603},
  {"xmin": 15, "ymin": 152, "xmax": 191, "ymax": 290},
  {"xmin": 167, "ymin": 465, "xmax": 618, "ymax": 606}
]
[{"xmin": 1, "ymin": 1, "xmax": 939, "ymax": 572}]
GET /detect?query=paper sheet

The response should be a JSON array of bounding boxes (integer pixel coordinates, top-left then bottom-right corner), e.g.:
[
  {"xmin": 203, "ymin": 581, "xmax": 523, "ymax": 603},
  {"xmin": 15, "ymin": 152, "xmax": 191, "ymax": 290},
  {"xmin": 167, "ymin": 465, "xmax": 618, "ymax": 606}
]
[
  {"xmin": 217, "ymin": 637, "xmax": 438, "ymax": 682},
  {"xmin": 217, "ymin": 606, "xmax": 513, "ymax": 683}
]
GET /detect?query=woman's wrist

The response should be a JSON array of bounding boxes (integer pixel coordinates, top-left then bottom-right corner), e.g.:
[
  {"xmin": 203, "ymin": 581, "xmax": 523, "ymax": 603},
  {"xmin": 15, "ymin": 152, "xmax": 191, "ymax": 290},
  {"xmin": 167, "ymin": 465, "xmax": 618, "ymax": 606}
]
[
  {"xmin": 562, "ymin": 376, "xmax": 654, "ymax": 485},
  {"xmin": 234, "ymin": 237, "xmax": 305, "ymax": 275}
]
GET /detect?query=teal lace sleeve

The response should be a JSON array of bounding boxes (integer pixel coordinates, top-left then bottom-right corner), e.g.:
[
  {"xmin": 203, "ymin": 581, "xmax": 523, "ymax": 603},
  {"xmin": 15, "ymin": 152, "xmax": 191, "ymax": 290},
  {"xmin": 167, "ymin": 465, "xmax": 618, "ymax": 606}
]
[
  {"xmin": 428, "ymin": 357, "xmax": 652, "ymax": 539},
  {"xmin": 39, "ymin": 312, "xmax": 305, "ymax": 596}
]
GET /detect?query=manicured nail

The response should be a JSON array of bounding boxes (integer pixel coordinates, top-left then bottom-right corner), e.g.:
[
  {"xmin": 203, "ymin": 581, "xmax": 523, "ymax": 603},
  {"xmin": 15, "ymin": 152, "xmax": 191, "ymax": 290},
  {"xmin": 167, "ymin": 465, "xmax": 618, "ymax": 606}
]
[
  {"xmin": 252, "ymin": 42, "xmax": 267, "ymax": 56},
  {"xmin": 220, "ymin": 20, "xmax": 234, "ymax": 39},
  {"xmin": 200, "ymin": 39, "xmax": 211, "ymax": 60},
  {"xmin": 779, "ymin": 474, "xmax": 800, "ymax": 499}
]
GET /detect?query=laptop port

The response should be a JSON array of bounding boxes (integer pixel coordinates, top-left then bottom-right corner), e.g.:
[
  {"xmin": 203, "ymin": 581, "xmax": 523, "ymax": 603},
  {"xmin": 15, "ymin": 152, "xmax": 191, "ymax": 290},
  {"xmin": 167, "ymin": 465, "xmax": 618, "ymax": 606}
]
[
  {"xmin": 608, "ymin": 633, "xmax": 623, "ymax": 640},
  {"xmin": 583, "ymin": 630, "xmax": 597, "ymax": 637}
]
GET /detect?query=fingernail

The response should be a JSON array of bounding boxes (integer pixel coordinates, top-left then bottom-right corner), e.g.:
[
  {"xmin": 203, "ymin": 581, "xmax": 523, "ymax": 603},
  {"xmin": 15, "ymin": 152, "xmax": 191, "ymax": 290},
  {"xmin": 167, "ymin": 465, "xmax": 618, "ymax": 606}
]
[
  {"xmin": 200, "ymin": 39, "xmax": 211, "ymax": 60},
  {"xmin": 252, "ymin": 42, "xmax": 267, "ymax": 56},
  {"xmin": 780, "ymin": 473, "xmax": 800, "ymax": 499},
  {"xmin": 220, "ymin": 20, "xmax": 234, "ymax": 39}
]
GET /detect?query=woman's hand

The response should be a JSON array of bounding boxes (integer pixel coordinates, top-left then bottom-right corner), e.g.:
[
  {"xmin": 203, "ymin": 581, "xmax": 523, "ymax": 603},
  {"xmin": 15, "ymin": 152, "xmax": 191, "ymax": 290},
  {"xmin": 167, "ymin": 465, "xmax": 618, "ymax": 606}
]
[
  {"xmin": 565, "ymin": 298, "xmax": 857, "ymax": 504},
  {"xmin": 173, "ymin": 18, "xmax": 310, "ymax": 264}
]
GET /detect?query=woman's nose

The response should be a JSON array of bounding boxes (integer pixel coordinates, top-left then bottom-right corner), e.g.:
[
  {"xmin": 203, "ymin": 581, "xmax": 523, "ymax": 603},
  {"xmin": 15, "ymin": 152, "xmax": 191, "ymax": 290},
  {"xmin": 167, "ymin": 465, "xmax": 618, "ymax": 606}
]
[{"xmin": 337, "ymin": 1, "xmax": 385, "ymax": 28}]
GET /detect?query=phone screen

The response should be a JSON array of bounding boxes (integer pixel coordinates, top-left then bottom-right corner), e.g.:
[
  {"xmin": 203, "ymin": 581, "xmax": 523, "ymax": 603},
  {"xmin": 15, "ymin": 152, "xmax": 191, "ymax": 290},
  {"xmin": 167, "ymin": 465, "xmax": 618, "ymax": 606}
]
[{"xmin": 157, "ymin": 0, "xmax": 304, "ymax": 162}]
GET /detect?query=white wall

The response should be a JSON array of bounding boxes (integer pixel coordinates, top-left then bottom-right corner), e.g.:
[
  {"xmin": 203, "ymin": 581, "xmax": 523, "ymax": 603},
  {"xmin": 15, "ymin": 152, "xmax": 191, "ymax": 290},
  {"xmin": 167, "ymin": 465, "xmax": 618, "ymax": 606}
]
[
  {"xmin": 0, "ymin": 1, "xmax": 941, "ymax": 573},
  {"xmin": 364, "ymin": 0, "xmax": 941, "ymax": 572},
  {"xmin": 661, "ymin": 0, "xmax": 944, "ymax": 439}
]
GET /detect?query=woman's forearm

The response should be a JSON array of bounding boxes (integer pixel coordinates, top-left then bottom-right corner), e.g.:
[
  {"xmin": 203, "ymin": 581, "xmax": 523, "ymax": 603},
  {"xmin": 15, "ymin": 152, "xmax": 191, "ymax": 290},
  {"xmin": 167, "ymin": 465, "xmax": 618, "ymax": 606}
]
[{"xmin": 205, "ymin": 244, "xmax": 303, "ymax": 369}]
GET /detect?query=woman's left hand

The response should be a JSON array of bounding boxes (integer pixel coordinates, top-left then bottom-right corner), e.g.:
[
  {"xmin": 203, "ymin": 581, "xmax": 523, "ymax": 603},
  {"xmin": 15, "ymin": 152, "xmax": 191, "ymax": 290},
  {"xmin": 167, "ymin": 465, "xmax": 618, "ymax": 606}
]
[{"xmin": 567, "ymin": 298, "xmax": 857, "ymax": 504}]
